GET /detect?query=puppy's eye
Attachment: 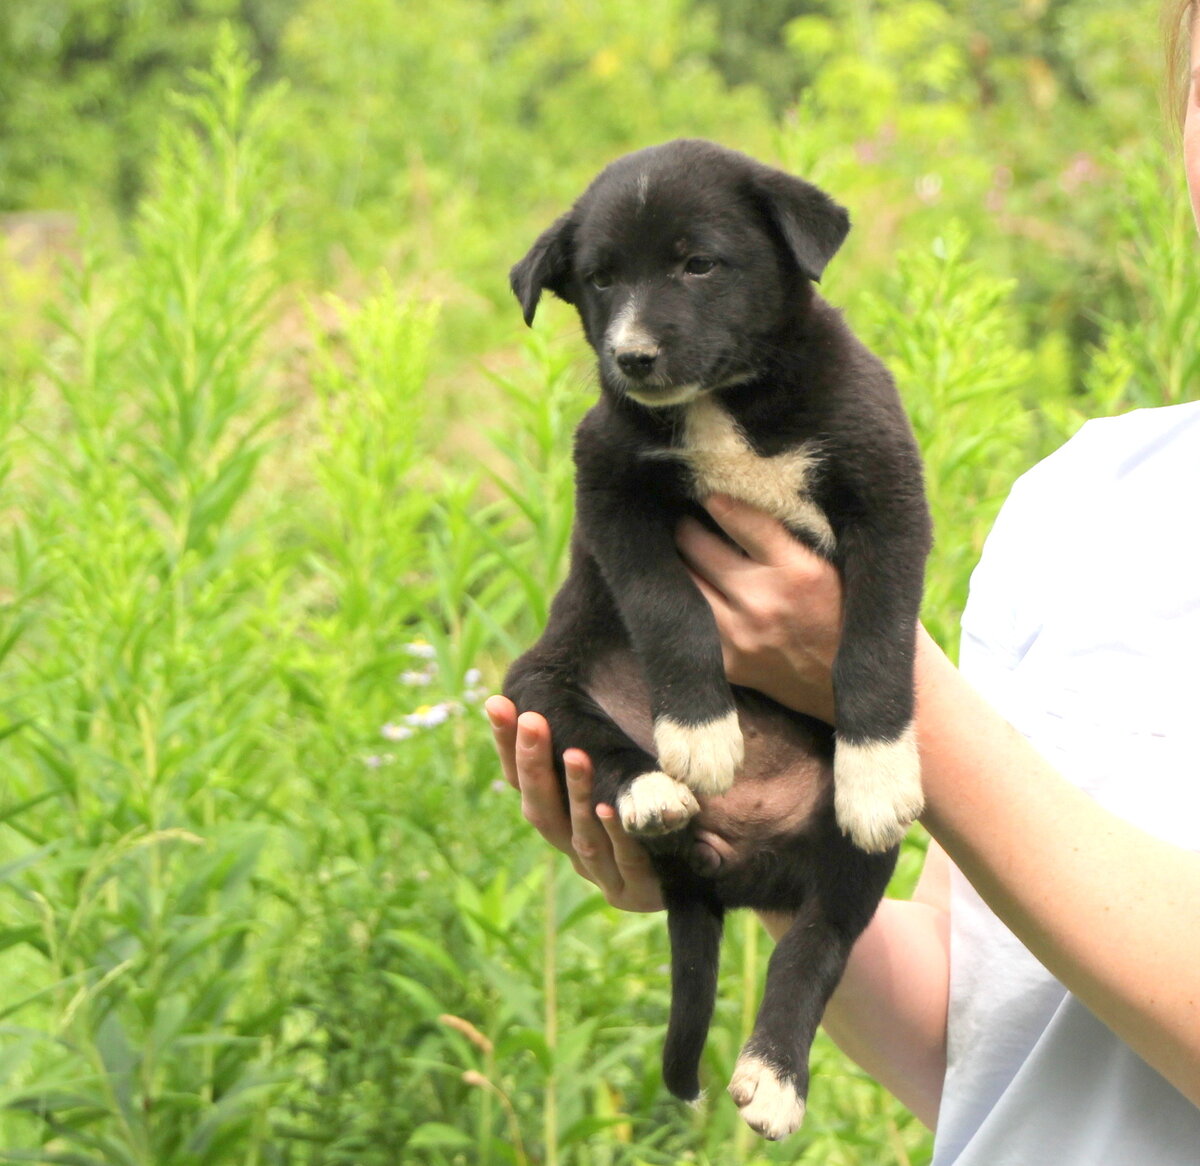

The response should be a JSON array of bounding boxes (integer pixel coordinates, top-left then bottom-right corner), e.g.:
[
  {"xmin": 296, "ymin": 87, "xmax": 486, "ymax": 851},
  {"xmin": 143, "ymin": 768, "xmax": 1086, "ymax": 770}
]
[
  {"xmin": 684, "ymin": 257, "xmax": 717, "ymax": 276},
  {"xmin": 589, "ymin": 271, "xmax": 613, "ymax": 290}
]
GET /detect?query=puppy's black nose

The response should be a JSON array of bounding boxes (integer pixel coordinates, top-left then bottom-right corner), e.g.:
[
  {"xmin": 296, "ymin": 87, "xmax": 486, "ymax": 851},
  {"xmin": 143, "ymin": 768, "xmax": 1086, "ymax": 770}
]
[{"xmin": 615, "ymin": 347, "xmax": 659, "ymax": 378}]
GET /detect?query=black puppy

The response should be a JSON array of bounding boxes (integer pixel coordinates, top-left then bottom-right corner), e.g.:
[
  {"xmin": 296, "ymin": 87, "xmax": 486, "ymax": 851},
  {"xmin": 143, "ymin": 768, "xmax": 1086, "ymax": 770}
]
[{"xmin": 504, "ymin": 139, "xmax": 931, "ymax": 1139}]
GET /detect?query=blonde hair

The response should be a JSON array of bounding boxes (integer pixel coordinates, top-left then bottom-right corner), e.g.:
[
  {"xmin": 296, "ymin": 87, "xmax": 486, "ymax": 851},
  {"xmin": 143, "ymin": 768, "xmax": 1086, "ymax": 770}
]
[{"xmin": 1164, "ymin": 0, "xmax": 1196, "ymax": 132}]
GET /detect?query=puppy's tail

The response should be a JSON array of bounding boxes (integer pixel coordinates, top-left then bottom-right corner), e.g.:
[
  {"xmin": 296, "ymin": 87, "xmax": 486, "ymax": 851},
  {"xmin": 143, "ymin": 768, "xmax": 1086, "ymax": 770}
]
[{"xmin": 662, "ymin": 887, "xmax": 724, "ymax": 1101}]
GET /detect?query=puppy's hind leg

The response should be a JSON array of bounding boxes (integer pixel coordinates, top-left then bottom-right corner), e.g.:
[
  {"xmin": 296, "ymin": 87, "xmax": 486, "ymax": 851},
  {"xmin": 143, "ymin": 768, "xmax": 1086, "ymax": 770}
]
[
  {"xmin": 728, "ymin": 896, "xmax": 834, "ymax": 1140},
  {"xmin": 730, "ymin": 838, "xmax": 895, "ymax": 1140}
]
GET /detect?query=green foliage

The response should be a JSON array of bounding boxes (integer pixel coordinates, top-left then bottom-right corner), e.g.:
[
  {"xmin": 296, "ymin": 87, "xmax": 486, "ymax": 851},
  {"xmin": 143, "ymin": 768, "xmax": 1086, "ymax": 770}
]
[
  {"xmin": 858, "ymin": 225, "xmax": 1035, "ymax": 655},
  {"xmin": 1086, "ymin": 141, "xmax": 1200, "ymax": 412},
  {"xmin": 1, "ymin": 33, "xmax": 296, "ymax": 1164},
  {"xmin": 0, "ymin": 2, "xmax": 1196, "ymax": 1163},
  {"xmin": 0, "ymin": 0, "xmax": 292, "ymax": 212}
]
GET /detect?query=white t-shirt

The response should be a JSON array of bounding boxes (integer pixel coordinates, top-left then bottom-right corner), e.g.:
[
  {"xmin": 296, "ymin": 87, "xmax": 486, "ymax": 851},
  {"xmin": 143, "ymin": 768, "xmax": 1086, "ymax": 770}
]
[{"xmin": 931, "ymin": 402, "xmax": 1200, "ymax": 1166}]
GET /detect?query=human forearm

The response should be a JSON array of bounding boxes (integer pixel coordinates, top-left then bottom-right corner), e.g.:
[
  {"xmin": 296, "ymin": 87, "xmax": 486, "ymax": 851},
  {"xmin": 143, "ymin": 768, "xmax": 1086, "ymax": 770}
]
[{"xmin": 914, "ymin": 629, "xmax": 1200, "ymax": 1106}]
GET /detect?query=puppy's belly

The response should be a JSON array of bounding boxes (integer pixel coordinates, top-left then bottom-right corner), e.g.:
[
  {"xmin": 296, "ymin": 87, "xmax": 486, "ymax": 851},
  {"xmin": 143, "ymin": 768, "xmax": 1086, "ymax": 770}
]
[{"xmin": 585, "ymin": 649, "xmax": 833, "ymax": 867}]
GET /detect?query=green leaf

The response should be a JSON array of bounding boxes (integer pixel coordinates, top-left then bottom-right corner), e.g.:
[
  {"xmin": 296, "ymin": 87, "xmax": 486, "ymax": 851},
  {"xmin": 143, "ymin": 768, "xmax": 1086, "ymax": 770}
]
[
  {"xmin": 381, "ymin": 929, "xmax": 464, "ymax": 985},
  {"xmin": 560, "ymin": 1114, "xmax": 636, "ymax": 1145},
  {"xmin": 0, "ymin": 927, "xmax": 45, "ymax": 957},
  {"xmin": 0, "ymin": 845, "xmax": 55, "ymax": 885},
  {"xmin": 558, "ymin": 892, "xmax": 610, "ymax": 936},
  {"xmin": 406, "ymin": 1122, "xmax": 475, "ymax": 1150},
  {"xmin": 381, "ymin": 973, "xmax": 444, "ymax": 1019},
  {"xmin": 494, "ymin": 1026, "xmax": 552, "ymax": 1075},
  {"xmin": 0, "ymin": 790, "xmax": 58, "ymax": 826}
]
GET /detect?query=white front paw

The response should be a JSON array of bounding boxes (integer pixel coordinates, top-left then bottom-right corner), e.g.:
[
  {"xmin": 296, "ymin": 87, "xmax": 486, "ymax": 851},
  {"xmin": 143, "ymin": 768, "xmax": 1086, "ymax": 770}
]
[
  {"xmin": 834, "ymin": 725, "xmax": 924, "ymax": 853},
  {"xmin": 617, "ymin": 772, "xmax": 701, "ymax": 836},
  {"xmin": 653, "ymin": 711, "xmax": 743, "ymax": 796},
  {"xmin": 728, "ymin": 1054, "xmax": 805, "ymax": 1141}
]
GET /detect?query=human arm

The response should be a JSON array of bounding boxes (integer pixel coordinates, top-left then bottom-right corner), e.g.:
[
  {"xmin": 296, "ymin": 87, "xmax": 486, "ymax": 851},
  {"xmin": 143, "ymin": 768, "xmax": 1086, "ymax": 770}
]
[
  {"xmin": 913, "ymin": 628, "xmax": 1200, "ymax": 1108},
  {"xmin": 680, "ymin": 495, "xmax": 1200, "ymax": 1111}
]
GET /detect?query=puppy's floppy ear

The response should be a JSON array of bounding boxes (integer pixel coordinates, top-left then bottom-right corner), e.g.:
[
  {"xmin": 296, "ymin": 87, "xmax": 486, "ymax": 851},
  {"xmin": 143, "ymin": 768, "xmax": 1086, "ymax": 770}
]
[
  {"xmin": 509, "ymin": 211, "xmax": 577, "ymax": 327},
  {"xmin": 749, "ymin": 169, "xmax": 850, "ymax": 283}
]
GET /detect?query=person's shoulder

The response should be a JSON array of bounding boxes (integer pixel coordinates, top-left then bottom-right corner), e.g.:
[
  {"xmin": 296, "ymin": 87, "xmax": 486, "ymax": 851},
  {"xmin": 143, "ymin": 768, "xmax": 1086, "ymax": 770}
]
[
  {"xmin": 1011, "ymin": 400, "xmax": 1200, "ymax": 506},
  {"xmin": 1048, "ymin": 400, "xmax": 1200, "ymax": 471}
]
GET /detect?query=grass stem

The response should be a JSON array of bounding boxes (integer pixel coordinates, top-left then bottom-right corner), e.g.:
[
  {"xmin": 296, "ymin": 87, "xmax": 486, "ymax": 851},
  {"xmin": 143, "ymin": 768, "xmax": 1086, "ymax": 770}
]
[{"xmin": 543, "ymin": 849, "xmax": 559, "ymax": 1166}]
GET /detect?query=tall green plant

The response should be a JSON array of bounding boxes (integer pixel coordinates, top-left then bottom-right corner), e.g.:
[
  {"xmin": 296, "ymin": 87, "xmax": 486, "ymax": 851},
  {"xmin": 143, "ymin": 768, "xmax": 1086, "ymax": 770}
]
[
  {"xmin": 856, "ymin": 226, "xmax": 1036, "ymax": 654},
  {"xmin": 1085, "ymin": 143, "xmax": 1200, "ymax": 413},
  {"xmin": 0, "ymin": 30, "xmax": 295, "ymax": 1163}
]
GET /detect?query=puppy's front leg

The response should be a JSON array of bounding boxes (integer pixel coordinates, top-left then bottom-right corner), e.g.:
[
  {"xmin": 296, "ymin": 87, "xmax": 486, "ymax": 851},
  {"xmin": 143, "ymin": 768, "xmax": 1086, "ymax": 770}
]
[
  {"xmin": 830, "ymin": 518, "xmax": 927, "ymax": 852},
  {"xmin": 577, "ymin": 486, "xmax": 743, "ymax": 800}
]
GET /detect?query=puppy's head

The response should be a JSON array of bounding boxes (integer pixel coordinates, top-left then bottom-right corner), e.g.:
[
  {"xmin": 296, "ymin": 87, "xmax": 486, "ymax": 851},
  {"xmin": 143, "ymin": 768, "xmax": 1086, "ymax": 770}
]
[{"xmin": 510, "ymin": 139, "xmax": 850, "ymax": 408}]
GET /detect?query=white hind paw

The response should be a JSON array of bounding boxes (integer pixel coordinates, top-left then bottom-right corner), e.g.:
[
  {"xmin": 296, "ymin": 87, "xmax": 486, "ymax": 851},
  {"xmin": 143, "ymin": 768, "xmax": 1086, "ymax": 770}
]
[
  {"xmin": 834, "ymin": 725, "xmax": 924, "ymax": 853},
  {"xmin": 617, "ymin": 772, "xmax": 700, "ymax": 836},
  {"xmin": 653, "ymin": 711, "xmax": 743, "ymax": 796},
  {"xmin": 728, "ymin": 1054, "xmax": 805, "ymax": 1141}
]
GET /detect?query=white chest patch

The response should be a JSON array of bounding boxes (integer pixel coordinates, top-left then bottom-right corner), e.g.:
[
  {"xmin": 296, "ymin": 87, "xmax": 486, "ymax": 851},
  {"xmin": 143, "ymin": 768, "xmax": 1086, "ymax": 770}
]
[{"xmin": 676, "ymin": 397, "xmax": 836, "ymax": 554}]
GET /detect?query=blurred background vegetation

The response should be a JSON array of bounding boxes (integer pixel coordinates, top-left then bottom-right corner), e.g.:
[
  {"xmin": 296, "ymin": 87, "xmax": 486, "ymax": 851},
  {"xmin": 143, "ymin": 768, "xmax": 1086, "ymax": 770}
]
[{"xmin": 0, "ymin": 1, "xmax": 1196, "ymax": 1163}]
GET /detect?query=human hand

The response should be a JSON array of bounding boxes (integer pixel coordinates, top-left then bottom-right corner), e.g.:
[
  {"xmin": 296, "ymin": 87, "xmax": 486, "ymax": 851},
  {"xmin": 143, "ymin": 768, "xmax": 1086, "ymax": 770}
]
[
  {"xmin": 484, "ymin": 695, "xmax": 665, "ymax": 912},
  {"xmin": 675, "ymin": 494, "xmax": 843, "ymax": 724}
]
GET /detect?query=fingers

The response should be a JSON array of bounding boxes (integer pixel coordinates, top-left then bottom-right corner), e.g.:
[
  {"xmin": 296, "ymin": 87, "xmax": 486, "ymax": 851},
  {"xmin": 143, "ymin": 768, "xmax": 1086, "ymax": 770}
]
[
  {"xmin": 675, "ymin": 514, "xmax": 749, "ymax": 584},
  {"xmin": 562, "ymin": 747, "xmax": 605, "ymax": 865},
  {"xmin": 685, "ymin": 563, "xmax": 733, "ymax": 618},
  {"xmin": 683, "ymin": 564, "xmax": 738, "ymax": 672},
  {"xmin": 515, "ymin": 712, "xmax": 576, "ymax": 854},
  {"xmin": 486, "ymin": 695, "xmax": 665, "ymax": 912},
  {"xmin": 702, "ymin": 493, "xmax": 801, "ymax": 564},
  {"xmin": 564, "ymin": 752, "xmax": 658, "ymax": 909},
  {"xmin": 675, "ymin": 516, "xmax": 754, "ymax": 621},
  {"xmin": 485, "ymin": 695, "xmax": 520, "ymax": 789},
  {"xmin": 595, "ymin": 801, "xmax": 660, "ymax": 902},
  {"xmin": 486, "ymin": 700, "xmax": 574, "ymax": 854}
]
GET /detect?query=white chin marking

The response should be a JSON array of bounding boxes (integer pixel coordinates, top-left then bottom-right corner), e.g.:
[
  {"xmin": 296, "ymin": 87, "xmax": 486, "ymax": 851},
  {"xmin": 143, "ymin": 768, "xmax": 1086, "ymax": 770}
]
[
  {"xmin": 833, "ymin": 724, "xmax": 923, "ymax": 852},
  {"xmin": 728, "ymin": 1054, "xmax": 805, "ymax": 1141},
  {"xmin": 627, "ymin": 382, "xmax": 701, "ymax": 408},
  {"xmin": 653, "ymin": 711, "xmax": 742, "ymax": 796},
  {"xmin": 617, "ymin": 771, "xmax": 700, "ymax": 836}
]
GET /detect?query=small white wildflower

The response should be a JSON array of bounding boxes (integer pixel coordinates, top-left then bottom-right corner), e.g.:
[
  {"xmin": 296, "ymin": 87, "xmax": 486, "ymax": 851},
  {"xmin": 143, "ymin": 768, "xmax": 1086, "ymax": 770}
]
[
  {"xmin": 405, "ymin": 640, "xmax": 437, "ymax": 660},
  {"xmin": 363, "ymin": 753, "xmax": 395, "ymax": 768},
  {"xmin": 401, "ymin": 669, "xmax": 434, "ymax": 686},
  {"xmin": 490, "ymin": 779, "xmax": 508, "ymax": 794},
  {"xmin": 404, "ymin": 703, "xmax": 453, "ymax": 728},
  {"xmin": 381, "ymin": 723, "xmax": 415, "ymax": 741},
  {"xmin": 462, "ymin": 669, "xmax": 486, "ymax": 704}
]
